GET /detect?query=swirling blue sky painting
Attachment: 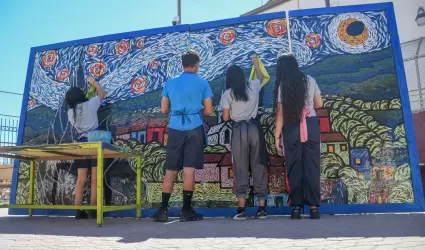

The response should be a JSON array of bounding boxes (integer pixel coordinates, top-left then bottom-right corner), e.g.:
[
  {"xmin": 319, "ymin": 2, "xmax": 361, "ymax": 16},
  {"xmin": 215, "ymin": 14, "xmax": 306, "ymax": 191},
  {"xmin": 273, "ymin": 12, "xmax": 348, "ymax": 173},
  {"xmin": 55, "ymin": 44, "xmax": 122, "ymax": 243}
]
[
  {"xmin": 190, "ymin": 19, "xmax": 289, "ymax": 82},
  {"xmin": 28, "ymin": 31, "xmax": 189, "ymax": 111},
  {"xmin": 290, "ymin": 11, "xmax": 390, "ymax": 67}
]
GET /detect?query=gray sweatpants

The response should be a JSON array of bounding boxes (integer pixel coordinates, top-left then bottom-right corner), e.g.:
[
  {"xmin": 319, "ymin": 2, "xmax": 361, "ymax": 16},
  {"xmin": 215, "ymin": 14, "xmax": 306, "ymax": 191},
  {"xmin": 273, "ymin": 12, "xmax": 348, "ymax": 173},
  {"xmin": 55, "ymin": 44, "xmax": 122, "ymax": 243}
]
[{"xmin": 231, "ymin": 119, "xmax": 268, "ymax": 200}]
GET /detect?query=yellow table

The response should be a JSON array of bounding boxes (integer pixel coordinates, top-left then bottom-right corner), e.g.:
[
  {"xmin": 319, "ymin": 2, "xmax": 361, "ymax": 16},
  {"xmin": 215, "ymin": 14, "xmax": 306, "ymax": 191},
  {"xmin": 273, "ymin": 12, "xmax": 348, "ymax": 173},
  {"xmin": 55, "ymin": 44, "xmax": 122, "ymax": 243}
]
[{"xmin": 0, "ymin": 142, "xmax": 142, "ymax": 226}]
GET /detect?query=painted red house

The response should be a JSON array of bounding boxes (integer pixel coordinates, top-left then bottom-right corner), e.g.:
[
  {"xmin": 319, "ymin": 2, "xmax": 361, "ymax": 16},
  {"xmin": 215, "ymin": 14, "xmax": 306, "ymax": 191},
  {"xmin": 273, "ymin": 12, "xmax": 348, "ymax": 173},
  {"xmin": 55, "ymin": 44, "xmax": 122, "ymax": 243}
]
[
  {"xmin": 146, "ymin": 118, "xmax": 168, "ymax": 143},
  {"xmin": 316, "ymin": 109, "xmax": 331, "ymax": 133},
  {"xmin": 316, "ymin": 108, "xmax": 350, "ymax": 164}
]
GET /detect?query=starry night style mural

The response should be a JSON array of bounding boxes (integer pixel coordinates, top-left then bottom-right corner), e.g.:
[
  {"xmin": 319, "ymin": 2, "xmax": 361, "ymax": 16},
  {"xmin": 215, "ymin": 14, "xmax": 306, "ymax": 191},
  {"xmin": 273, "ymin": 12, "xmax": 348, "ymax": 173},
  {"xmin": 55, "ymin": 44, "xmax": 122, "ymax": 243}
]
[{"xmin": 12, "ymin": 4, "xmax": 421, "ymax": 215}]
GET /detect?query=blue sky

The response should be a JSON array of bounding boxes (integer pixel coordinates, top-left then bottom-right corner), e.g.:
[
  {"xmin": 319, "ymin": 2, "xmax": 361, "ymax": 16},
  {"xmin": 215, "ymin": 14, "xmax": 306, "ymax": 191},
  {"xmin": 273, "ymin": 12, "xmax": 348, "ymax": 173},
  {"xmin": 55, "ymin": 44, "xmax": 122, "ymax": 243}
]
[{"xmin": 0, "ymin": 0, "xmax": 262, "ymax": 117}]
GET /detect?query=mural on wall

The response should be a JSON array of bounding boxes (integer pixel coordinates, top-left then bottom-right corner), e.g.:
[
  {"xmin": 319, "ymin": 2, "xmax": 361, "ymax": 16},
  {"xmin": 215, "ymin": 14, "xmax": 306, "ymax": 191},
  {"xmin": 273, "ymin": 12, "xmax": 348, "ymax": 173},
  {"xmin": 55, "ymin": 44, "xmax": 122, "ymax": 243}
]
[
  {"xmin": 15, "ymin": 8, "xmax": 415, "ymax": 211},
  {"xmin": 290, "ymin": 10, "xmax": 413, "ymax": 204}
]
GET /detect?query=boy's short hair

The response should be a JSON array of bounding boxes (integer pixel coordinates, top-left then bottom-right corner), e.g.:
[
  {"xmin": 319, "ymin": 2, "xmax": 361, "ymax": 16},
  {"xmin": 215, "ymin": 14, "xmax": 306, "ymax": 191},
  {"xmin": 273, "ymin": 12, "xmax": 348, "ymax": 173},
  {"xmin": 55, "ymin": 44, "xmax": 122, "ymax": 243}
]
[{"xmin": 181, "ymin": 50, "xmax": 200, "ymax": 68}]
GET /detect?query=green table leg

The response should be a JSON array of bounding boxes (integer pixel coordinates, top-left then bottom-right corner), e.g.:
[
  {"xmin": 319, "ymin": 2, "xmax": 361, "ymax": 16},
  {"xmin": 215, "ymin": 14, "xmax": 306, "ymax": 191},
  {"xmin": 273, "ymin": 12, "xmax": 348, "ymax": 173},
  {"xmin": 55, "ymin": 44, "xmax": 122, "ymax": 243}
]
[
  {"xmin": 136, "ymin": 156, "xmax": 142, "ymax": 219},
  {"xmin": 28, "ymin": 160, "xmax": 35, "ymax": 216},
  {"xmin": 96, "ymin": 145, "xmax": 104, "ymax": 226}
]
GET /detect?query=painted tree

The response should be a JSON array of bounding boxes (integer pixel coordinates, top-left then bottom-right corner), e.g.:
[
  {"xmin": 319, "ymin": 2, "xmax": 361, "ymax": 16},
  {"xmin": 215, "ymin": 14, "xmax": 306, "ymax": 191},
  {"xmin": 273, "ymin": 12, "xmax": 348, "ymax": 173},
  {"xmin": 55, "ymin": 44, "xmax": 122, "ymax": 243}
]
[
  {"xmin": 323, "ymin": 96, "xmax": 406, "ymax": 157},
  {"xmin": 260, "ymin": 114, "xmax": 282, "ymax": 156},
  {"xmin": 321, "ymin": 153, "xmax": 345, "ymax": 179},
  {"xmin": 338, "ymin": 166, "xmax": 371, "ymax": 204}
]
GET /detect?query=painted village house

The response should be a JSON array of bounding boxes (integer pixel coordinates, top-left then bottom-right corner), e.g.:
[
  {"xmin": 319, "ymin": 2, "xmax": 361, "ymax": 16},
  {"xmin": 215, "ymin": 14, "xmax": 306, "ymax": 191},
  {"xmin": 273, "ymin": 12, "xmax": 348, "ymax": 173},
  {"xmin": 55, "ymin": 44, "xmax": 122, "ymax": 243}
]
[
  {"xmin": 369, "ymin": 149, "xmax": 400, "ymax": 204},
  {"xmin": 114, "ymin": 118, "xmax": 168, "ymax": 146},
  {"xmin": 317, "ymin": 109, "xmax": 350, "ymax": 204},
  {"xmin": 207, "ymin": 122, "xmax": 233, "ymax": 151}
]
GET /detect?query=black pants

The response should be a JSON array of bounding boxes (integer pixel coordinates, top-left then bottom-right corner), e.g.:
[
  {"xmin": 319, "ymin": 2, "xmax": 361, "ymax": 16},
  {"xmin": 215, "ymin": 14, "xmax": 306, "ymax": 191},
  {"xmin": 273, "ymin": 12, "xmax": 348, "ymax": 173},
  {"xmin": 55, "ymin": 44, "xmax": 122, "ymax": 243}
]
[
  {"xmin": 232, "ymin": 119, "xmax": 268, "ymax": 200},
  {"xmin": 283, "ymin": 117, "xmax": 321, "ymax": 207}
]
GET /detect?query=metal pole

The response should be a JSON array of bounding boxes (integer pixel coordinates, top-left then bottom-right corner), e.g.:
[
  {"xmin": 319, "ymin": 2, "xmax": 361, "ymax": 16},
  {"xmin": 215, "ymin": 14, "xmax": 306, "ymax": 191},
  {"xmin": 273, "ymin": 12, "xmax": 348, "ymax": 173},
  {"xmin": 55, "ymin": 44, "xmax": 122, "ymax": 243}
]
[
  {"xmin": 415, "ymin": 38, "xmax": 424, "ymax": 111},
  {"xmin": 178, "ymin": 0, "xmax": 182, "ymax": 25},
  {"xmin": 325, "ymin": 0, "xmax": 330, "ymax": 7}
]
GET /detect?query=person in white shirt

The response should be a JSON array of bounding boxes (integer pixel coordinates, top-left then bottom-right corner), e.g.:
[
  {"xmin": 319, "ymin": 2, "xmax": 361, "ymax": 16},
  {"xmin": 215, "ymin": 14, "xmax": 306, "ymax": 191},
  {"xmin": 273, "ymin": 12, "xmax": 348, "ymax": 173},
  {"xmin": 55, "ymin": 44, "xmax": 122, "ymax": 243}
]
[
  {"xmin": 222, "ymin": 57, "xmax": 268, "ymax": 220},
  {"xmin": 65, "ymin": 77, "xmax": 106, "ymax": 219},
  {"xmin": 274, "ymin": 54, "xmax": 323, "ymax": 220}
]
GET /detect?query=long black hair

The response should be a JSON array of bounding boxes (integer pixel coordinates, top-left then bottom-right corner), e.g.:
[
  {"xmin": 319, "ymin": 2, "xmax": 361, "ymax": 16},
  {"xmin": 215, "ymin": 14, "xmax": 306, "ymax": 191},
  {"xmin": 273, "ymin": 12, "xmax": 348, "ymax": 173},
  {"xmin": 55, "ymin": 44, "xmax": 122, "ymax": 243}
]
[
  {"xmin": 226, "ymin": 65, "xmax": 249, "ymax": 102},
  {"xmin": 274, "ymin": 54, "xmax": 308, "ymax": 122},
  {"xmin": 65, "ymin": 87, "xmax": 88, "ymax": 121}
]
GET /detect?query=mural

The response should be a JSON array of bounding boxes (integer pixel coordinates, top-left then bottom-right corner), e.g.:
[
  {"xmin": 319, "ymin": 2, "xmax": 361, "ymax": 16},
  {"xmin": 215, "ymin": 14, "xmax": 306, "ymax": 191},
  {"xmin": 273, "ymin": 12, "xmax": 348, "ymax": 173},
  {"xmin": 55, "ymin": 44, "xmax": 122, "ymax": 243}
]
[
  {"xmin": 14, "ymin": 7, "xmax": 416, "ymax": 213},
  {"xmin": 290, "ymin": 10, "xmax": 414, "ymax": 205}
]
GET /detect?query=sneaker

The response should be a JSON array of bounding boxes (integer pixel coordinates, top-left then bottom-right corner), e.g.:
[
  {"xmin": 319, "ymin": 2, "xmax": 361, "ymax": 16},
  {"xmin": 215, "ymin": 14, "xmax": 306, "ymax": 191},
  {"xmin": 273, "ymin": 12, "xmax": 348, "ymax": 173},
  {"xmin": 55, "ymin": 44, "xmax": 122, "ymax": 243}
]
[
  {"xmin": 179, "ymin": 208, "xmax": 203, "ymax": 222},
  {"xmin": 233, "ymin": 212, "xmax": 247, "ymax": 221},
  {"xmin": 291, "ymin": 206, "xmax": 301, "ymax": 220},
  {"xmin": 88, "ymin": 210, "xmax": 97, "ymax": 219},
  {"xmin": 153, "ymin": 207, "xmax": 168, "ymax": 222},
  {"xmin": 256, "ymin": 209, "xmax": 267, "ymax": 220},
  {"xmin": 310, "ymin": 208, "xmax": 320, "ymax": 220},
  {"xmin": 75, "ymin": 210, "xmax": 88, "ymax": 219}
]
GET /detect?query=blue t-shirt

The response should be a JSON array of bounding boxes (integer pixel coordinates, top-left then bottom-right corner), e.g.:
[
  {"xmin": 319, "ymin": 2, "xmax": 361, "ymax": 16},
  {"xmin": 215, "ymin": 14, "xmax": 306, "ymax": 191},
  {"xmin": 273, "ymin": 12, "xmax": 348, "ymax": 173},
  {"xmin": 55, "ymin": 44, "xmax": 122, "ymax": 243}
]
[{"xmin": 161, "ymin": 72, "xmax": 213, "ymax": 130}]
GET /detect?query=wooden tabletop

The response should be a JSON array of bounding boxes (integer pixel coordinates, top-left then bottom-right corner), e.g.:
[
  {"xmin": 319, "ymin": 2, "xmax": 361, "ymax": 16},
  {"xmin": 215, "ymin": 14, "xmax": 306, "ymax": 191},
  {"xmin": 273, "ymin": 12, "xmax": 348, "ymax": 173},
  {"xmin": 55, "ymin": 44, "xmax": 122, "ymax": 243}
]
[{"xmin": 0, "ymin": 142, "xmax": 140, "ymax": 161}]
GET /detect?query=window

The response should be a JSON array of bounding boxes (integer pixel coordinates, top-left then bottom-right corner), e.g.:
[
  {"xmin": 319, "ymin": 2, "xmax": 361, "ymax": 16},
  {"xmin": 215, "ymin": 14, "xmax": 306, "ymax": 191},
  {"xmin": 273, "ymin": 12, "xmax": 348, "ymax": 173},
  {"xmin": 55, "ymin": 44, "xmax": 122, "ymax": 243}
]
[
  {"xmin": 152, "ymin": 131, "xmax": 159, "ymax": 142},
  {"xmin": 355, "ymin": 159, "xmax": 362, "ymax": 165},
  {"xmin": 328, "ymin": 144, "xmax": 335, "ymax": 153},
  {"xmin": 131, "ymin": 132, "xmax": 138, "ymax": 140},
  {"xmin": 340, "ymin": 144, "xmax": 347, "ymax": 151},
  {"xmin": 139, "ymin": 133, "xmax": 145, "ymax": 144},
  {"xmin": 376, "ymin": 170, "xmax": 384, "ymax": 181},
  {"xmin": 228, "ymin": 168, "xmax": 233, "ymax": 178},
  {"xmin": 224, "ymin": 129, "xmax": 230, "ymax": 144}
]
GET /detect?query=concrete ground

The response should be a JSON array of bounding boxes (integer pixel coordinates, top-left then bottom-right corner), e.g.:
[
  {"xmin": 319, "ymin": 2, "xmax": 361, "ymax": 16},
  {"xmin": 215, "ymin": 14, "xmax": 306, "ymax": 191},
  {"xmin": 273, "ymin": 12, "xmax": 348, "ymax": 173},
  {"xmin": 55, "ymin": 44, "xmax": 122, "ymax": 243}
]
[{"xmin": 0, "ymin": 209, "xmax": 424, "ymax": 249}]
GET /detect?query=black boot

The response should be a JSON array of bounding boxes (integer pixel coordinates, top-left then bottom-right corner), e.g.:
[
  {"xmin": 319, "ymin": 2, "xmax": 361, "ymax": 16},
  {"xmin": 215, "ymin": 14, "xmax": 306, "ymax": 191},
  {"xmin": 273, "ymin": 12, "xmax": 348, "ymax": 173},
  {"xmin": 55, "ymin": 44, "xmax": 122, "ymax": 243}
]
[
  {"xmin": 179, "ymin": 208, "xmax": 203, "ymax": 222},
  {"xmin": 310, "ymin": 207, "xmax": 320, "ymax": 219},
  {"xmin": 153, "ymin": 207, "xmax": 168, "ymax": 222},
  {"xmin": 75, "ymin": 210, "xmax": 88, "ymax": 219},
  {"xmin": 88, "ymin": 210, "xmax": 97, "ymax": 219},
  {"xmin": 291, "ymin": 206, "xmax": 301, "ymax": 220}
]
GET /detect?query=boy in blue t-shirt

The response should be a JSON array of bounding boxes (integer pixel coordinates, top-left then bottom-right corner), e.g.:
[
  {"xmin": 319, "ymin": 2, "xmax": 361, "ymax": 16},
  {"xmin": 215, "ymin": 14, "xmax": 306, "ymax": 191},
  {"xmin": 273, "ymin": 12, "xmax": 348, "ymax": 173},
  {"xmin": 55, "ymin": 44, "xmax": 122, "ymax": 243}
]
[{"xmin": 153, "ymin": 50, "xmax": 213, "ymax": 222}]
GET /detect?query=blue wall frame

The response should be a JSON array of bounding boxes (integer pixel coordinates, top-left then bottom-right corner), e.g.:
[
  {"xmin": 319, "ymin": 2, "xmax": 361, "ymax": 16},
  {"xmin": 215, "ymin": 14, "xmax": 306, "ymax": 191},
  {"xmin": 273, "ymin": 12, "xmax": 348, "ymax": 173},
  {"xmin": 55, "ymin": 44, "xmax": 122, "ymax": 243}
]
[{"xmin": 9, "ymin": 3, "xmax": 425, "ymax": 217}]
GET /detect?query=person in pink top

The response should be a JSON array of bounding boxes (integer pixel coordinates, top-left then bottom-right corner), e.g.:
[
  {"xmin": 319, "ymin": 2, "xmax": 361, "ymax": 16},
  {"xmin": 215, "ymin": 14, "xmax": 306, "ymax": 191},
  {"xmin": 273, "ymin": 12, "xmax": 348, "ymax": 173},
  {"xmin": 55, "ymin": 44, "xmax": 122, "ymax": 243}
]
[{"xmin": 274, "ymin": 54, "xmax": 323, "ymax": 219}]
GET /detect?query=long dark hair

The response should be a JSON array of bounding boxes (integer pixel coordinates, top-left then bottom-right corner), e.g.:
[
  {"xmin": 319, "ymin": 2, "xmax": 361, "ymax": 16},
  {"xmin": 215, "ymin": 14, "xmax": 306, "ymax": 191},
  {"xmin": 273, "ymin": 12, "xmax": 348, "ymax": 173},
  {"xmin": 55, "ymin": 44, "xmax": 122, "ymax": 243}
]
[
  {"xmin": 226, "ymin": 65, "xmax": 249, "ymax": 102},
  {"xmin": 65, "ymin": 87, "xmax": 88, "ymax": 121},
  {"xmin": 274, "ymin": 55, "xmax": 308, "ymax": 122}
]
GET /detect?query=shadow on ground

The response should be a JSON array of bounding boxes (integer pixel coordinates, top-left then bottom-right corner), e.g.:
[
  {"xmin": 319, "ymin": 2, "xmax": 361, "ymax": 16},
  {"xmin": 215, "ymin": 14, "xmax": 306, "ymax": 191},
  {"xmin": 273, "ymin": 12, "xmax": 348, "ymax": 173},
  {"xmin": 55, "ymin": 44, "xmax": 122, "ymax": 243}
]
[{"xmin": 0, "ymin": 212, "xmax": 424, "ymax": 244}]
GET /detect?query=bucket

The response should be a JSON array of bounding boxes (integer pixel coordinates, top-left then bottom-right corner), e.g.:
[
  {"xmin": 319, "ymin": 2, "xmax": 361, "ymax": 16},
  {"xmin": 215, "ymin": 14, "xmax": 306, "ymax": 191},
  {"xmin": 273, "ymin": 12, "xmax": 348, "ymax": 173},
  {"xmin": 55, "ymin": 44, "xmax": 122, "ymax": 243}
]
[{"xmin": 88, "ymin": 130, "xmax": 112, "ymax": 143}]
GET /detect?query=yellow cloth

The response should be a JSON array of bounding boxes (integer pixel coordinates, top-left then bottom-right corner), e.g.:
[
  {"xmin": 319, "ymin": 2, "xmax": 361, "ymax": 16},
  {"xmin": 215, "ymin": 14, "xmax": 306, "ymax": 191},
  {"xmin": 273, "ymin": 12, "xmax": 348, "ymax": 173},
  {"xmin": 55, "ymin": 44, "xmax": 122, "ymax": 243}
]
[
  {"xmin": 249, "ymin": 56, "xmax": 270, "ymax": 87},
  {"xmin": 86, "ymin": 84, "xmax": 97, "ymax": 99}
]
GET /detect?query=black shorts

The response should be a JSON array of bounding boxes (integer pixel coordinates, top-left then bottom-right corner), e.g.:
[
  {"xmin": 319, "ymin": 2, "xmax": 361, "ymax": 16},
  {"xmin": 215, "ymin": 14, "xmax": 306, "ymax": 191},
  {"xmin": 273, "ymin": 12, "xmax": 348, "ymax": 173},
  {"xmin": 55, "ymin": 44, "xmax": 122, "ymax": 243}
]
[
  {"xmin": 75, "ymin": 137, "xmax": 97, "ymax": 169},
  {"xmin": 165, "ymin": 126, "xmax": 205, "ymax": 171}
]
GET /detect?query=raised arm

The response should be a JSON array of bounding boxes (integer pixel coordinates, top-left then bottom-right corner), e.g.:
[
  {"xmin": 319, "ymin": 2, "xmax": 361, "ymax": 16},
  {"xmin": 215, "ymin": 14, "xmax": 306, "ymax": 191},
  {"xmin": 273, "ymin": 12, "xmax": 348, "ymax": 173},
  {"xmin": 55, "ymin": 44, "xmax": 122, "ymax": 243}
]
[
  {"xmin": 88, "ymin": 77, "xmax": 107, "ymax": 101},
  {"xmin": 252, "ymin": 56, "xmax": 263, "ymax": 83}
]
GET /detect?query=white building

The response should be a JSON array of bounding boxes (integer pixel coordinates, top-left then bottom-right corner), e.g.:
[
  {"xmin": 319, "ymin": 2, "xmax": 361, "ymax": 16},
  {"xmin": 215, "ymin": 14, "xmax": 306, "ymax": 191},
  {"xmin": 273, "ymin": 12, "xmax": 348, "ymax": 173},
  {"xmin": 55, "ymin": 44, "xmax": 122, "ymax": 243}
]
[{"xmin": 242, "ymin": 0, "xmax": 425, "ymax": 112}]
